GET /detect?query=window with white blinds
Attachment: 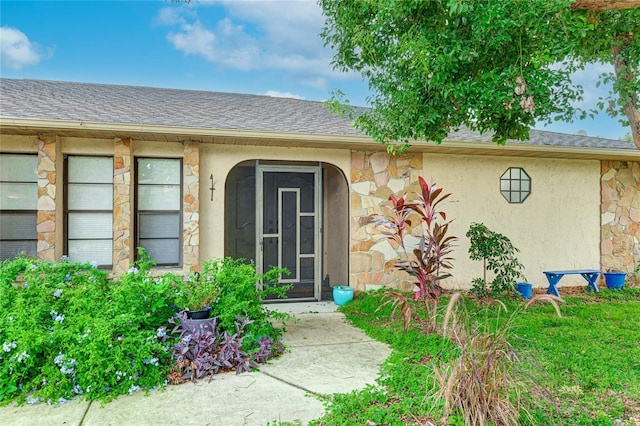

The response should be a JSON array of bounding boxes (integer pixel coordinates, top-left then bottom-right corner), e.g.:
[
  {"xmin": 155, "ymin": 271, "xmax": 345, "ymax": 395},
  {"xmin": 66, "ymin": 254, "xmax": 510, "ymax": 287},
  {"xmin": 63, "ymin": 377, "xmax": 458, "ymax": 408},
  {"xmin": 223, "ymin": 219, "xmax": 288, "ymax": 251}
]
[
  {"xmin": 65, "ymin": 156, "xmax": 113, "ymax": 266},
  {"xmin": 136, "ymin": 158, "xmax": 182, "ymax": 266},
  {"xmin": 0, "ymin": 154, "xmax": 37, "ymax": 260}
]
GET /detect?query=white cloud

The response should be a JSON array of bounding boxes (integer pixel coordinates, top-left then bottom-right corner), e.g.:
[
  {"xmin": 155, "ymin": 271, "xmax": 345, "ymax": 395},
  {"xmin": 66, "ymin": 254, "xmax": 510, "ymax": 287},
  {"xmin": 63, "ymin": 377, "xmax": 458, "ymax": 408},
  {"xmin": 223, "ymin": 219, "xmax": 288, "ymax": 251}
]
[
  {"xmin": 158, "ymin": 1, "xmax": 359, "ymax": 87},
  {"xmin": 263, "ymin": 90, "xmax": 304, "ymax": 99},
  {"xmin": 0, "ymin": 26, "xmax": 43, "ymax": 70},
  {"xmin": 167, "ymin": 20, "xmax": 218, "ymax": 62}
]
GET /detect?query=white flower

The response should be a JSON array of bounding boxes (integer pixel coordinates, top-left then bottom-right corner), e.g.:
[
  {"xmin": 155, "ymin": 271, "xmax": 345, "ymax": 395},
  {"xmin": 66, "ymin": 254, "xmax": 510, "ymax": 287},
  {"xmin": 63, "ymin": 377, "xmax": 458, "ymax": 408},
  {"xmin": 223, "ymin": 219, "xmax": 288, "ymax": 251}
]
[
  {"xmin": 128, "ymin": 385, "xmax": 141, "ymax": 394},
  {"xmin": 128, "ymin": 266, "xmax": 139, "ymax": 275},
  {"xmin": 53, "ymin": 289, "xmax": 62, "ymax": 298},
  {"xmin": 50, "ymin": 310, "xmax": 64, "ymax": 323},
  {"xmin": 54, "ymin": 353, "xmax": 65, "ymax": 366},
  {"xmin": 3, "ymin": 341, "xmax": 16, "ymax": 352},
  {"xmin": 90, "ymin": 260, "xmax": 99, "ymax": 268},
  {"xmin": 27, "ymin": 396, "xmax": 40, "ymax": 405},
  {"xmin": 156, "ymin": 327, "xmax": 167, "ymax": 338},
  {"xmin": 17, "ymin": 351, "xmax": 30, "ymax": 362}
]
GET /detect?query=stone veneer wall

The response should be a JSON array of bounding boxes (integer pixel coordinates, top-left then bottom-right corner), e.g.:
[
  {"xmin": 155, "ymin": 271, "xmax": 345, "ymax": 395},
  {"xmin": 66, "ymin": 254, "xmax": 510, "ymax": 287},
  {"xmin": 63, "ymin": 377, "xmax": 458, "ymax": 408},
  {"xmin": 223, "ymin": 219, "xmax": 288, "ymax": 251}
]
[
  {"xmin": 36, "ymin": 135, "xmax": 57, "ymax": 262},
  {"xmin": 113, "ymin": 138, "xmax": 132, "ymax": 275},
  {"xmin": 601, "ymin": 161, "xmax": 640, "ymax": 273},
  {"xmin": 350, "ymin": 150, "xmax": 423, "ymax": 291},
  {"xmin": 182, "ymin": 141, "xmax": 200, "ymax": 273}
]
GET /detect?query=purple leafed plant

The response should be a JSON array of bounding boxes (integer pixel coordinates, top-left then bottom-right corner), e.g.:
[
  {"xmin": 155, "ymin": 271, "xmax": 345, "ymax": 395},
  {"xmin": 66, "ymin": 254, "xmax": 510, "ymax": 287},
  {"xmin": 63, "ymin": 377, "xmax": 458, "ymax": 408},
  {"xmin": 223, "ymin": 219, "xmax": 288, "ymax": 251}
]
[
  {"xmin": 370, "ymin": 176, "xmax": 457, "ymax": 332},
  {"xmin": 168, "ymin": 311, "xmax": 277, "ymax": 383}
]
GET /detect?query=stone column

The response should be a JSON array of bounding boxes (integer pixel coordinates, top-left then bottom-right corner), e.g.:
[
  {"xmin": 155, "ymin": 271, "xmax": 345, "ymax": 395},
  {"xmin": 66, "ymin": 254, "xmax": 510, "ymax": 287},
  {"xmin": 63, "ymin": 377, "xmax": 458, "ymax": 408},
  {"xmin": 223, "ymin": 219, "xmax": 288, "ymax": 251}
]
[
  {"xmin": 601, "ymin": 160, "xmax": 640, "ymax": 273},
  {"xmin": 183, "ymin": 140, "xmax": 200, "ymax": 273},
  {"xmin": 36, "ymin": 134, "xmax": 57, "ymax": 261},
  {"xmin": 113, "ymin": 138, "xmax": 132, "ymax": 275},
  {"xmin": 350, "ymin": 150, "xmax": 423, "ymax": 291}
]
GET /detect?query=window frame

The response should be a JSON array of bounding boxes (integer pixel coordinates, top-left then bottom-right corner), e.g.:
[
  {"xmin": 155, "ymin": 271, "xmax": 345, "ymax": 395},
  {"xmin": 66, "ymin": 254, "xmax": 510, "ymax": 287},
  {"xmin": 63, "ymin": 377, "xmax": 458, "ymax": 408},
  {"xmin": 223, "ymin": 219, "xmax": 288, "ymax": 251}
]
[
  {"xmin": 0, "ymin": 153, "xmax": 38, "ymax": 260},
  {"xmin": 64, "ymin": 155, "xmax": 114, "ymax": 268},
  {"xmin": 500, "ymin": 167, "xmax": 531, "ymax": 204},
  {"xmin": 134, "ymin": 157, "xmax": 183, "ymax": 268}
]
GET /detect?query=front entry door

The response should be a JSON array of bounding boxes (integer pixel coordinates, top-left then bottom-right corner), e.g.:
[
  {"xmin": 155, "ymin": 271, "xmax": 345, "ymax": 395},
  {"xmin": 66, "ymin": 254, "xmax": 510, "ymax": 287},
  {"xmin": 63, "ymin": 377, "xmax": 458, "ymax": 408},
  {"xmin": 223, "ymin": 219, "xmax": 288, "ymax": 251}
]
[{"xmin": 257, "ymin": 164, "xmax": 321, "ymax": 300}]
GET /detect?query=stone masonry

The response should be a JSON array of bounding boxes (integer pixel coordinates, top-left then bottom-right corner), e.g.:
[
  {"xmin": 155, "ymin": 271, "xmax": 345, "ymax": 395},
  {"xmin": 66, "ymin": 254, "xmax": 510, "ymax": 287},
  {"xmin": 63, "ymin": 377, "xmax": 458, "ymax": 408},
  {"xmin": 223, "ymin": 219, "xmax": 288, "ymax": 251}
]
[
  {"xmin": 350, "ymin": 150, "xmax": 423, "ymax": 292},
  {"xmin": 183, "ymin": 140, "xmax": 200, "ymax": 273},
  {"xmin": 36, "ymin": 135, "xmax": 57, "ymax": 262},
  {"xmin": 601, "ymin": 161, "xmax": 640, "ymax": 273},
  {"xmin": 113, "ymin": 138, "xmax": 132, "ymax": 275}
]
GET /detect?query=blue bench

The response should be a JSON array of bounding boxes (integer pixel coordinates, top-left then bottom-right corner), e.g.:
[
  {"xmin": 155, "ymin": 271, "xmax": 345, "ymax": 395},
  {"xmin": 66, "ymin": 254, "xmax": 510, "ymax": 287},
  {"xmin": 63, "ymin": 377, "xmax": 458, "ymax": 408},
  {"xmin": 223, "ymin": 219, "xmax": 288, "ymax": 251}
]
[{"xmin": 543, "ymin": 269, "xmax": 600, "ymax": 298}]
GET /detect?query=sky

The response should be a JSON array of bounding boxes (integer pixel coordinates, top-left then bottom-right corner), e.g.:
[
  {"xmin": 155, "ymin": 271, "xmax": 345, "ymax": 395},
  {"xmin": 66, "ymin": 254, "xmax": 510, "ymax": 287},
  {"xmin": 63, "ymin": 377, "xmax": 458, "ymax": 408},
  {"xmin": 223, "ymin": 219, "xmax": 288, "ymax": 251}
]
[{"xmin": 0, "ymin": 0, "xmax": 632, "ymax": 141}]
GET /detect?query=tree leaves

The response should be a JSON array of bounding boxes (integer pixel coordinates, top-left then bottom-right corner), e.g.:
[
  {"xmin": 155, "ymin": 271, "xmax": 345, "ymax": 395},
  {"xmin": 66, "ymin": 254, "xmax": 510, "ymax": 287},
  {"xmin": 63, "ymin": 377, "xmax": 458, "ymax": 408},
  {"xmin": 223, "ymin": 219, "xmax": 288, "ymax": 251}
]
[{"xmin": 320, "ymin": 0, "xmax": 640, "ymax": 149}]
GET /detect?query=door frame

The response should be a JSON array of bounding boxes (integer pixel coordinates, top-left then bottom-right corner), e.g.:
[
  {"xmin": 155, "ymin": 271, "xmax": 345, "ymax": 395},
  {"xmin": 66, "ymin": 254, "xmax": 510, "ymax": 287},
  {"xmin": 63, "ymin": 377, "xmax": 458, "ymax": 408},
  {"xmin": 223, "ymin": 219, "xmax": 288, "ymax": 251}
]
[{"xmin": 255, "ymin": 162, "xmax": 323, "ymax": 301}]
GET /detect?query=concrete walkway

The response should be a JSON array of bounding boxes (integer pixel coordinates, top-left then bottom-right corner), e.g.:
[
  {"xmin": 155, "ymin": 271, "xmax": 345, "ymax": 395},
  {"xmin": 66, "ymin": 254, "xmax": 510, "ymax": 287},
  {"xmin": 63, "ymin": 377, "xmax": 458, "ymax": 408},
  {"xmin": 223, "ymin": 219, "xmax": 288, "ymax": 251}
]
[{"xmin": 0, "ymin": 302, "xmax": 391, "ymax": 426}]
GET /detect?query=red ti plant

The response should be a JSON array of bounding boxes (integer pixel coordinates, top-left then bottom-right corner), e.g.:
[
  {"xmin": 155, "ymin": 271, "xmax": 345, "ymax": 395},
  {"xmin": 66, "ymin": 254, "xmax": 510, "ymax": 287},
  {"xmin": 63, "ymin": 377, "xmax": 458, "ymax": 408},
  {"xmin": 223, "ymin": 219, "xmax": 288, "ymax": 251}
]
[{"xmin": 370, "ymin": 176, "xmax": 457, "ymax": 332}]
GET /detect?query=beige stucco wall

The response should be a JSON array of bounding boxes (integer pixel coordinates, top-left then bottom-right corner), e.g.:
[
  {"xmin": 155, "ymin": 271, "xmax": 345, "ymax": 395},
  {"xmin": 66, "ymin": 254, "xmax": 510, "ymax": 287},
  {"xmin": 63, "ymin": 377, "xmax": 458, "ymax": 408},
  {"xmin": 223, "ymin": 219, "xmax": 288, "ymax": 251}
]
[
  {"xmin": 423, "ymin": 153, "xmax": 601, "ymax": 289},
  {"xmin": 1, "ymin": 133, "xmax": 604, "ymax": 290},
  {"xmin": 199, "ymin": 143, "xmax": 351, "ymax": 261}
]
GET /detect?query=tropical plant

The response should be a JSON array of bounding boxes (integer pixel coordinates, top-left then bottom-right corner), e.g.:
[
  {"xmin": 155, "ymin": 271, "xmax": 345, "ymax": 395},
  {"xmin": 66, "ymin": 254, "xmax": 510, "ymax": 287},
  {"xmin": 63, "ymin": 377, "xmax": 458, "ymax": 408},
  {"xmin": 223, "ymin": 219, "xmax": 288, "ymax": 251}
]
[
  {"xmin": 466, "ymin": 222, "xmax": 526, "ymax": 297},
  {"xmin": 370, "ymin": 176, "xmax": 457, "ymax": 332}
]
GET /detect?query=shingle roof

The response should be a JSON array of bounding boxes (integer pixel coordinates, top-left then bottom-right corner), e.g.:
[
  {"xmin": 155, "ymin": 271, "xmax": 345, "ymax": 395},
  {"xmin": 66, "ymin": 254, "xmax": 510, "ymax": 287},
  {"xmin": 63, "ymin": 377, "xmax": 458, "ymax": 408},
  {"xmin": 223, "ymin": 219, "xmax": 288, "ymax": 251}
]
[
  {"xmin": 0, "ymin": 78, "xmax": 362, "ymax": 136},
  {"xmin": 0, "ymin": 78, "xmax": 636, "ymax": 152}
]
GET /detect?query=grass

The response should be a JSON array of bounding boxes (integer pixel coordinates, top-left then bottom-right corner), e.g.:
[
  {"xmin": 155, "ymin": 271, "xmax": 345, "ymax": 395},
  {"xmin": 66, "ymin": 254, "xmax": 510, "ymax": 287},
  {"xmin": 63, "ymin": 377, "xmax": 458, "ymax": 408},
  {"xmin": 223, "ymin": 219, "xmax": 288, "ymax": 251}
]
[{"xmin": 311, "ymin": 286, "xmax": 640, "ymax": 425}]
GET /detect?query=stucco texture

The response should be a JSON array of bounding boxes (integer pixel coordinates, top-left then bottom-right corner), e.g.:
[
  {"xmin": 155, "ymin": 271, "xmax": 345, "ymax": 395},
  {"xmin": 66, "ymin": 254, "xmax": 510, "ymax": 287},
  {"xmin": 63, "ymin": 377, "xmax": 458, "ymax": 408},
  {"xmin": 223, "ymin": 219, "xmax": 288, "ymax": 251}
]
[
  {"xmin": 199, "ymin": 143, "xmax": 350, "ymax": 261},
  {"xmin": 422, "ymin": 154, "xmax": 601, "ymax": 289}
]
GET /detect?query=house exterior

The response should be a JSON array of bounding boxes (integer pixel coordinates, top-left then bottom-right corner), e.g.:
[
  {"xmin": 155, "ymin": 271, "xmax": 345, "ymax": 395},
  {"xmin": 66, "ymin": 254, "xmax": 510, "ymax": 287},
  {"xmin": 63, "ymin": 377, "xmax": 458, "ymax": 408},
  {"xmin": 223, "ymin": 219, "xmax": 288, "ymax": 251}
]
[{"xmin": 1, "ymin": 79, "xmax": 638, "ymax": 300}]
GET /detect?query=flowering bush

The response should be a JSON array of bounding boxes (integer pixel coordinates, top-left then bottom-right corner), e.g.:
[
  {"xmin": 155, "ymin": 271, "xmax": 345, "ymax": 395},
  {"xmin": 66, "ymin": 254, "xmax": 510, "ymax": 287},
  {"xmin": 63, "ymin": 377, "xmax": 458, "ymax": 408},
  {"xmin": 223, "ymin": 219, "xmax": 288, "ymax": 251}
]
[
  {"xmin": 0, "ymin": 254, "xmax": 174, "ymax": 405},
  {"xmin": 0, "ymin": 252, "xmax": 290, "ymax": 406}
]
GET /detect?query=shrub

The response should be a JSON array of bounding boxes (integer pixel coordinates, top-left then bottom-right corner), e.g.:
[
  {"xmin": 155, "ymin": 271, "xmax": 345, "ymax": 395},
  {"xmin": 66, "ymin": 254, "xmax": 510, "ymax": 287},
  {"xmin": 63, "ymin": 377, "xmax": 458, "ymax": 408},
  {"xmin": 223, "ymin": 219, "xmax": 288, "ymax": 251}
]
[
  {"xmin": 0, "ymin": 254, "xmax": 174, "ymax": 405},
  {"xmin": 206, "ymin": 257, "xmax": 291, "ymax": 355},
  {"xmin": 370, "ymin": 176, "xmax": 457, "ymax": 332},
  {"xmin": 0, "ymin": 252, "xmax": 289, "ymax": 406},
  {"xmin": 466, "ymin": 222, "xmax": 525, "ymax": 297}
]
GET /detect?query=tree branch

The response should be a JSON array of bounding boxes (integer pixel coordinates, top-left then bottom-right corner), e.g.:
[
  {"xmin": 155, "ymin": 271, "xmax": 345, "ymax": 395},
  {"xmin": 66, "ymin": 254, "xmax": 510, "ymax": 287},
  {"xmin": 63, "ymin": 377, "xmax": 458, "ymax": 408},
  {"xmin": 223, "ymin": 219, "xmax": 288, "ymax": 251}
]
[{"xmin": 612, "ymin": 36, "xmax": 640, "ymax": 149}]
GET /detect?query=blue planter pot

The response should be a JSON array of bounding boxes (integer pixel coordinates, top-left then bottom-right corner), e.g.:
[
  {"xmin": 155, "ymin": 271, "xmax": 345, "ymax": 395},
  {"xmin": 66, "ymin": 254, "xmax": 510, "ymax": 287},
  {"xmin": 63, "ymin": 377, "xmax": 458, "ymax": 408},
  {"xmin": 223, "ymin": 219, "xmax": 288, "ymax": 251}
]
[
  {"xmin": 516, "ymin": 282, "xmax": 533, "ymax": 299},
  {"xmin": 332, "ymin": 286, "xmax": 354, "ymax": 306},
  {"xmin": 604, "ymin": 272, "xmax": 626, "ymax": 290}
]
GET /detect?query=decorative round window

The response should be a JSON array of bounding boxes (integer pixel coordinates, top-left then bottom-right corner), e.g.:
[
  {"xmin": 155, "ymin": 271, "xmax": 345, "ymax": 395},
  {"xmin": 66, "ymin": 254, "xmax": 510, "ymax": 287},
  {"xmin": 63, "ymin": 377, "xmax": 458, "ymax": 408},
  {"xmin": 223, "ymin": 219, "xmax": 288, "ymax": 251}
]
[{"xmin": 500, "ymin": 167, "xmax": 530, "ymax": 203}]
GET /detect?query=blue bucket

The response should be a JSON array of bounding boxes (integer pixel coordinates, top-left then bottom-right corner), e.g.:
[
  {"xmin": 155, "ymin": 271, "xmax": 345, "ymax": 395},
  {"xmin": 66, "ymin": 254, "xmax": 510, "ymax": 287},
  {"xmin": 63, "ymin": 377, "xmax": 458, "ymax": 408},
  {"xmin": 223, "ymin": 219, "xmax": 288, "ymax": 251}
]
[
  {"xmin": 516, "ymin": 282, "xmax": 533, "ymax": 299},
  {"xmin": 604, "ymin": 272, "xmax": 626, "ymax": 290}
]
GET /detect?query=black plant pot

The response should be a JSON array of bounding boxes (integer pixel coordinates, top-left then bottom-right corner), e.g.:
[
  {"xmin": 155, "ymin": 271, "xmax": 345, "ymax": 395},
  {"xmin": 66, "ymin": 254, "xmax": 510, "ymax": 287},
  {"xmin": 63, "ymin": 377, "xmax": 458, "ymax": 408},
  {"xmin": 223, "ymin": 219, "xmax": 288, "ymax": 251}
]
[{"xmin": 186, "ymin": 308, "xmax": 211, "ymax": 320}]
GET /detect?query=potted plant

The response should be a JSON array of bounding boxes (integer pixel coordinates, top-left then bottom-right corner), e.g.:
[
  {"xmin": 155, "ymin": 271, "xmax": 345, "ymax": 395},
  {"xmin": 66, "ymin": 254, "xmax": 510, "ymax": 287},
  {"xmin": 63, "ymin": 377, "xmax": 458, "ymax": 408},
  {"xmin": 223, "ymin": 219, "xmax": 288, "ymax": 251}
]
[
  {"xmin": 603, "ymin": 268, "xmax": 627, "ymax": 290},
  {"xmin": 175, "ymin": 271, "xmax": 222, "ymax": 319}
]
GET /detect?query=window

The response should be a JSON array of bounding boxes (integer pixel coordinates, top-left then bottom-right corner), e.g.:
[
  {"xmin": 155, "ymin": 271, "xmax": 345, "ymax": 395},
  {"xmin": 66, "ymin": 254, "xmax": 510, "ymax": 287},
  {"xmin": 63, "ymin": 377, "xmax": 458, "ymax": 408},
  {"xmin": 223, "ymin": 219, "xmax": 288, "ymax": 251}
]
[
  {"xmin": 136, "ymin": 158, "xmax": 182, "ymax": 266},
  {"xmin": 500, "ymin": 167, "xmax": 531, "ymax": 203},
  {"xmin": 0, "ymin": 154, "xmax": 37, "ymax": 260},
  {"xmin": 65, "ymin": 156, "xmax": 113, "ymax": 266}
]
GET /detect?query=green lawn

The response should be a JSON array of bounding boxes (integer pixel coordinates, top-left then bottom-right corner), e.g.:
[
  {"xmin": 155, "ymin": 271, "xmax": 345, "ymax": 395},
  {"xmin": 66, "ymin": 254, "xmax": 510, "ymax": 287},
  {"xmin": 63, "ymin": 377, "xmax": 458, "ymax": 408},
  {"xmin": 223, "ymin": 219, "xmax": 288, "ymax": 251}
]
[{"xmin": 311, "ymin": 287, "xmax": 640, "ymax": 426}]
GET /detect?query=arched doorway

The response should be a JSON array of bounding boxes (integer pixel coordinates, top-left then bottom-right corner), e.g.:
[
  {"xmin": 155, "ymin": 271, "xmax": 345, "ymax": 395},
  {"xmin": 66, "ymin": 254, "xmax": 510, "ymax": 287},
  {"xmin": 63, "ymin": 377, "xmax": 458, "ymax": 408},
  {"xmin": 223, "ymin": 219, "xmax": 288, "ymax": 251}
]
[{"xmin": 225, "ymin": 160, "xmax": 348, "ymax": 301}]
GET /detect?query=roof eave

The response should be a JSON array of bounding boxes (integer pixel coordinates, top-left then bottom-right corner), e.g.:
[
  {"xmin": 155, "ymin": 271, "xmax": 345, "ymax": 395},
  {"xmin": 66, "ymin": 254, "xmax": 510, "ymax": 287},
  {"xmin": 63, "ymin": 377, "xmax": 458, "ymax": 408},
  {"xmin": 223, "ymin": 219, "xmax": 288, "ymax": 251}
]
[{"xmin": 1, "ymin": 117, "xmax": 638, "ymax": 161}]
